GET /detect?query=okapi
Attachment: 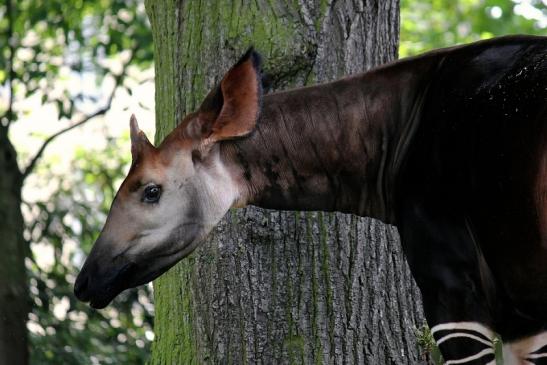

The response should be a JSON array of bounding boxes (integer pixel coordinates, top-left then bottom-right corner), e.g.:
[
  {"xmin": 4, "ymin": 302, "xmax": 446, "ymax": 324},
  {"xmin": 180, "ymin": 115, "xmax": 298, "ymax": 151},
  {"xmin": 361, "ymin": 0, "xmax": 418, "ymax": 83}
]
[{"xmin": 75, "ymin": 35, "xmax": 547, "ymax": 364}]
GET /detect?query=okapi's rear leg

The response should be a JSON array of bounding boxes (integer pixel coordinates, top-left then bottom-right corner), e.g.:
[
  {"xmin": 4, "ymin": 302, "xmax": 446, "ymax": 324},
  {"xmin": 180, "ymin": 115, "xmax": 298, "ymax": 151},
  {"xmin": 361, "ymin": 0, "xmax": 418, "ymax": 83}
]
[
  {"xmin": 398, "ymin": 202, "xmax": 497, "ymax": 364},
  {"xmin": 502, "ymin": 332, "xmax": 547, "ymax": 365},
  {"xmin": 495, "ymin": 295, "xmax": 547, "ymax": 364}
]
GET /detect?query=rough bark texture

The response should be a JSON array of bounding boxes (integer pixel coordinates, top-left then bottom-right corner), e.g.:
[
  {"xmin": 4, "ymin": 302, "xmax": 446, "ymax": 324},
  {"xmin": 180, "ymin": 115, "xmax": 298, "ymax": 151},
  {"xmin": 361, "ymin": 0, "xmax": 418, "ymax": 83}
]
[
  {"xmin": 146, "ymin": 1, "xmax": 428, "ymax": 364},
  {"xmin": 0, "ymin": 129, "xmax": 28, "ymax": 365}
]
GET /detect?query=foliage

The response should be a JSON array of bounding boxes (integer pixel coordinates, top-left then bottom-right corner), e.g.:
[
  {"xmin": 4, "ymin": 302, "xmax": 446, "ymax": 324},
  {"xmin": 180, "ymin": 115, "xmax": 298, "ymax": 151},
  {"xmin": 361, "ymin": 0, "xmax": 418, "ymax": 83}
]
[
  {"xmin": 26, "ymin": 136, "xmax": 154, "ymax": 365},
  {"xmin": 415, "ymin": 325, "xmax": 443, "ymax": 365},
  {"xmin": 0, "ymin": 0, "xmax": 152, "ymax": 127},
  {"xmin": 400, "ymin": 0, "xmax": 546, "ymax": 57}
]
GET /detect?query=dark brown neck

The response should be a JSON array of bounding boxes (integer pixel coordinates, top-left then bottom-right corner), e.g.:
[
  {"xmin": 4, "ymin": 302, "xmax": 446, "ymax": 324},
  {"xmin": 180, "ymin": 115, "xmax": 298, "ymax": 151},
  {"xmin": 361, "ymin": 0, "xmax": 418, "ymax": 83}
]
[{"xmin": 222, "ymin": 56, "xmax": 436, "ymax": 224}]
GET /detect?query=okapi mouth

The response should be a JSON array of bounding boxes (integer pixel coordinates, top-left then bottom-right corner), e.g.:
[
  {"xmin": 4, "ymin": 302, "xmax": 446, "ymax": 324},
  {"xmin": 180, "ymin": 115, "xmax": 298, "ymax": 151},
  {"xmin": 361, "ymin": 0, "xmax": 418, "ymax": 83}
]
[
  {"xmin": 75, "ymin": 253, "xmax": 185, "ymax": 309},
  {"xmin": 89, "ymin": 262, "xmax": 181, "ymax": 309},
  {"xmin": 75, "ymin": 223, "xmax": 205, "ymax": 308},
  {"xmin": 75, "ymin": 262, "xmax": 137, "ymax": 309}
]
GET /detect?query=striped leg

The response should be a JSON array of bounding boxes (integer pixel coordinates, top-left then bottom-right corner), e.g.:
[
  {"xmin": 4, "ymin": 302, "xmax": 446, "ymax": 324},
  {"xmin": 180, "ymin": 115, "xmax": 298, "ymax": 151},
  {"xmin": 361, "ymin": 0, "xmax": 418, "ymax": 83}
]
[
  {"xmin": 398, "ymin": 204, "xmax": 497, "ymax": 364},
  {"xmin": 503, "ymin": 332, "xmax": 547, "ymax": 365},
  {"xmin": 431, "ymin": 322, "xmax": 496, "ymax": 365}
]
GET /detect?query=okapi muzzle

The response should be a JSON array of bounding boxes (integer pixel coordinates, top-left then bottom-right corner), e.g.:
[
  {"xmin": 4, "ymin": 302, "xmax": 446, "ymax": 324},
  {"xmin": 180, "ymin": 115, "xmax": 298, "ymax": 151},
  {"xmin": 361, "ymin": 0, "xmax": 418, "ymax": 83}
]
[
  {"xmin": 76, "ymin": 36, "xmax": 547, "ymax": 364},
  {"xmin": 74, "ymin": 49, "xmax": 262, "ymax": 308}
]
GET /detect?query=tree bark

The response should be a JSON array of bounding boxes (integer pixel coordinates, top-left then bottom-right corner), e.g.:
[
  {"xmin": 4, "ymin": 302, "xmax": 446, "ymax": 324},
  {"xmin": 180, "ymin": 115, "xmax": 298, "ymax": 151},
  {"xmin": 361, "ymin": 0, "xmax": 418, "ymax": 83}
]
[
  {"xmin": 0, "ymin": 128, "xmax": 28, "ymax": 365},
  {"xmin": 146, "ymin": 1, "xmax": 428, "ymax": 363}
]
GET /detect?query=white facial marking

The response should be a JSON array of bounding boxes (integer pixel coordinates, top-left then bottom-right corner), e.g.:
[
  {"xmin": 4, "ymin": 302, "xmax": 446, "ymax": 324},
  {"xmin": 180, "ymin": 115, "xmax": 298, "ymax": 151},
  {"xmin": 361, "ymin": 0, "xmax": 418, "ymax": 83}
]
[{"xmin": 504, "ymin": 331, "xmax": 547, "ymax": 365}]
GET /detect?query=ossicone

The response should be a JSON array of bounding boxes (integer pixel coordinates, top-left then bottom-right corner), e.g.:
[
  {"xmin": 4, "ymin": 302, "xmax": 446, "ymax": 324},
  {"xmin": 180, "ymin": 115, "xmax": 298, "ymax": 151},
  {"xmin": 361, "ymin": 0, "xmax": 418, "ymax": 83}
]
[{"xmin": 129, "ymin": 114, "xmax": 154, "ymax": 162}]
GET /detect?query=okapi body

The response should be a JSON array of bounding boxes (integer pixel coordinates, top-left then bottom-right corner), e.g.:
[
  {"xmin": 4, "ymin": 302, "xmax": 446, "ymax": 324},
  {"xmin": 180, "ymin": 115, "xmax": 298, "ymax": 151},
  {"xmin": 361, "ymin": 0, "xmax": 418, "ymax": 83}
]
[{"xmin": 75, "ymin": 35, "xmax": 547, "ymax": 364}]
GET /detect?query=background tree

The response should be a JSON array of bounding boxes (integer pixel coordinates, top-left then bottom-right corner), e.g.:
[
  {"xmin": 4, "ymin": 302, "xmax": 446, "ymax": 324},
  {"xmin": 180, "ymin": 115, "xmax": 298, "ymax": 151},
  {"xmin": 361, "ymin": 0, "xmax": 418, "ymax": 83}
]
[
  {"xmin": 145, "ymin": 1, "xmax": 429, "ymax": 364},
  {"xmin": 0, "ymin": 0, "xmax": 154, "ymax": 363}
]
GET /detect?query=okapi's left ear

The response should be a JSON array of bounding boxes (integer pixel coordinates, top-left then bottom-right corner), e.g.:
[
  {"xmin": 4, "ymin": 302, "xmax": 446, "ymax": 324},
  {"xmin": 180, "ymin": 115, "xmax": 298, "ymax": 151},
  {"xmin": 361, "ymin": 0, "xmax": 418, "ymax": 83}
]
[{"xmin": 194, "ymin": 48, "xmax": 263, "ymax": 142}]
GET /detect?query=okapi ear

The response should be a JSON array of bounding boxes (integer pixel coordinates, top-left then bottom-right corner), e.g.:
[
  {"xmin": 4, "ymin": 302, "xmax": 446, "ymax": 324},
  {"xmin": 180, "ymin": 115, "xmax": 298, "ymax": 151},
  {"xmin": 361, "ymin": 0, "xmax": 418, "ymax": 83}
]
[
  {"xmin": 129, "ymin": 114, "xmax": 154, "ymax": 161},
  {"xmin": 196, "ymin": 48, "xmax": 263, "ymax": 142}
]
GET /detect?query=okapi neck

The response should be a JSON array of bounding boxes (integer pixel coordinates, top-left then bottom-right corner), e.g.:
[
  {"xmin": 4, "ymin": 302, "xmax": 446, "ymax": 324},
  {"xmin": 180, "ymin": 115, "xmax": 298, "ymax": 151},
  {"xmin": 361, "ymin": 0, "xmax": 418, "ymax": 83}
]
[{"xmin": 223, "ymin": 58, "xmax": 436, "ymax": 224}]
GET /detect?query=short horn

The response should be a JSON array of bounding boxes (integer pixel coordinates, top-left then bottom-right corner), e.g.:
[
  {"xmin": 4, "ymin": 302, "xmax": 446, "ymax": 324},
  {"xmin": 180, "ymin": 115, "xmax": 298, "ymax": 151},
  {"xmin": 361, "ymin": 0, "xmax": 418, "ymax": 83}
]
[
  {"xmin": 130, "ymin": 114, "xmax": 140, "ymax": 143},
  {"xmin": 129, "ymin": 114, "xmax": 154, "ymax": 161}
]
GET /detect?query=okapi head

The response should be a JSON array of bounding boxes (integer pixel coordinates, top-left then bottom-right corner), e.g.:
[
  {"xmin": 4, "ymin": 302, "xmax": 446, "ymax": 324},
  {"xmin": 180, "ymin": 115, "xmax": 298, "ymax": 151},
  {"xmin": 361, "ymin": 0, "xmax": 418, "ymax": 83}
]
[{"xmin": 75, "ymin": 49, "xmax": 262, "ymax": 308}]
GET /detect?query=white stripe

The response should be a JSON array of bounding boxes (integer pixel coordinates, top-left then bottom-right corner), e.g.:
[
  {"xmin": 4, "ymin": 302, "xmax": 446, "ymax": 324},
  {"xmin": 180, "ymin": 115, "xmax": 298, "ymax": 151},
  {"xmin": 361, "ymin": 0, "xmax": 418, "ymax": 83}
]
[
  {"xmin": 527, "ymin": 352, "xmax": 547, "ymax": 359},
  {"xmin": 484, "ymin": 361, "xmax": 496, "ymax": 365},
  {"xmin": 445, "ymin": 348, "xmax": 495, "ymax": 365},
  {"xmin": 431, "ymin": 322, "xmax": 495, "ymax": 340},
  {"xmin": 526, "ymin": 332, "xmax": 547, "ymax": 353},
  {"xmin": 437, "ymin": 332, "xmax": 493, "ymax": 347}
]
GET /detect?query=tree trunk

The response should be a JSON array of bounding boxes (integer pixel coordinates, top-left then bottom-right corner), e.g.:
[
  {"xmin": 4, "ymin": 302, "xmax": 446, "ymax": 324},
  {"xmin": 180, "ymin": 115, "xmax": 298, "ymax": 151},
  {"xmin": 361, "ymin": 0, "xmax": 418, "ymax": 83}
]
[
  {"xmin": 0, "ymin": 129, "xmax": 28, "ymax": 365},
  {"xmin": 146, "ymin": 1, "xmax": 428, "ymax": 363}
]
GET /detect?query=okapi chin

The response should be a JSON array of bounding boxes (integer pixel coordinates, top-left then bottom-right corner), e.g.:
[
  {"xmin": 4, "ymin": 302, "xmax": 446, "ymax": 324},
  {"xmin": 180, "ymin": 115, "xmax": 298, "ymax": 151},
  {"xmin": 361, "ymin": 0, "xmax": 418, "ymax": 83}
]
[{"xmin": 75, "ymin": 36, "xmax": 547, "ymax": 364}]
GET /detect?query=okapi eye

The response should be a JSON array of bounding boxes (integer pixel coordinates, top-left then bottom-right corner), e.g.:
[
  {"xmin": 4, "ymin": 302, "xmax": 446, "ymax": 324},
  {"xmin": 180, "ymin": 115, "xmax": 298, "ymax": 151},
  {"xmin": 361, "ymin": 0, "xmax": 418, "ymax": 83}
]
[{"xmin": 142, "ymin": 185, "xmax": 161, "ymax": 203}]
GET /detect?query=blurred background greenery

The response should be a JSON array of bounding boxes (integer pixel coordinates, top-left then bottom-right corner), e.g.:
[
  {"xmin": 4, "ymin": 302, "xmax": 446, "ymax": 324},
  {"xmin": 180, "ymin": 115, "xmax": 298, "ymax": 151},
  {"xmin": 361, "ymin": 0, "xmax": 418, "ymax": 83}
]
[
  {"xmin": 400, "ymin": 0, "xmax": 545, "ymax": 56},
  {"xmin": 0, "ymin": 0, "xmax": 545, "ymax": 363}
]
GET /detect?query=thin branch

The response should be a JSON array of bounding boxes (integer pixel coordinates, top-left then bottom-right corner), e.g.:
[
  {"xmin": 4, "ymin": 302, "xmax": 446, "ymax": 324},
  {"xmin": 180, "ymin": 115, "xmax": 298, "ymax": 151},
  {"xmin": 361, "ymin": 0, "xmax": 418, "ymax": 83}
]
[
  {"xmin": 21, "ymin": 93, "xmax": 113, "ymax": 181},
  {"xmin": 21, "ymin": 50, "xmax": 136, "ymax": 182}
]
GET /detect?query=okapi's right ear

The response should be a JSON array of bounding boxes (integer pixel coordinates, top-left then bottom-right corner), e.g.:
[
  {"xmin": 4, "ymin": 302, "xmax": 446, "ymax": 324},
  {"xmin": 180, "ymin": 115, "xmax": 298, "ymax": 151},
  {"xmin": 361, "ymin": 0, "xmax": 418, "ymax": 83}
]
[
  {"xmin": 130, "ymin": 114, "xmax": 154, "ymax": 162},
  {"xmin": 191, "ymin": 48, "xmax": 263, "ymax": 142}
]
